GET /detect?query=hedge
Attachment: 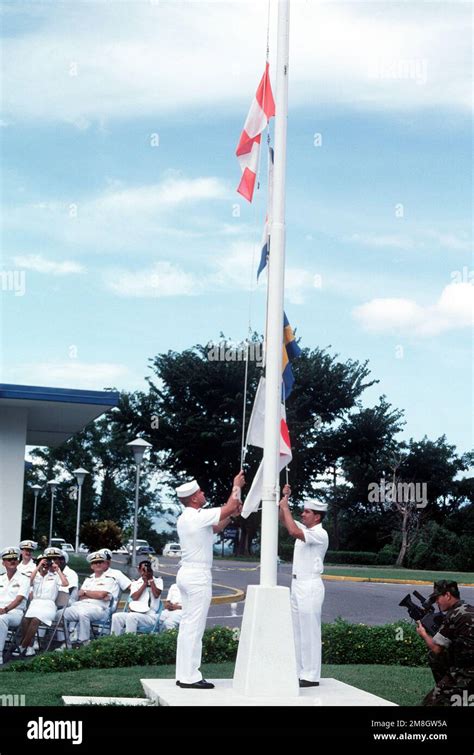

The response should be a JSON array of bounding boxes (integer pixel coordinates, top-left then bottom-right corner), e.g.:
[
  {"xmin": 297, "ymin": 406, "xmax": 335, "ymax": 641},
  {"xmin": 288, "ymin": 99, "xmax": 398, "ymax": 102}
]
[{"xmin": 3, "ymin": 620, "xmax": 427, "ymax": 673}]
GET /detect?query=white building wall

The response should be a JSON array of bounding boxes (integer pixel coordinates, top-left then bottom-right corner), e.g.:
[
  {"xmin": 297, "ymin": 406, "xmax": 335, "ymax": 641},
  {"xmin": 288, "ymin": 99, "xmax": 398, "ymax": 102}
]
[{"xmin": 0, "ymin": 407, "xmax": 27, "ymax": 550}]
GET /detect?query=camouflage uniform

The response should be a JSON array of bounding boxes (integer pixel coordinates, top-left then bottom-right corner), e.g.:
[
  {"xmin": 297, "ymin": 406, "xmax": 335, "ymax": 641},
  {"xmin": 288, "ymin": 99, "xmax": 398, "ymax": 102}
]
[{"xmin": 422, "ymin": 600, "xmax": 474, "ymax": 706}]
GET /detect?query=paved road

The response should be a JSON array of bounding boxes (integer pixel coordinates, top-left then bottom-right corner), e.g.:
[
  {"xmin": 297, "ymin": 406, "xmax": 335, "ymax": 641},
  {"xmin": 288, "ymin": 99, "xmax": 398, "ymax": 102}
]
[{"xmin": 131, "ymin": 556, "xmax": 474, "ymax": 629}]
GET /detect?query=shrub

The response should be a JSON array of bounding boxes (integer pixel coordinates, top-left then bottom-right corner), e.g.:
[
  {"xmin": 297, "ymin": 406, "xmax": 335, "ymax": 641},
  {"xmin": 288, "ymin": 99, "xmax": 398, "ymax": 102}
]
[
  {"xmin": 376, "ymin": 544, "xmax": 398, "ymax": 565},
  {"xmin": 80, "ymin": 520, "xmax": 123, "ymax": 551},
  {"xmin": 3, "ymin": 621, "xmax": 428, "ymax": 673}
]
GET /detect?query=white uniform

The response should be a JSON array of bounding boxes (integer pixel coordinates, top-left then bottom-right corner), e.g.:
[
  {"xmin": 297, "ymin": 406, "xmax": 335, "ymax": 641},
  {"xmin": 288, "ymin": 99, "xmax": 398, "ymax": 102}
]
[
  {"xmin": 58, "ymin": 565, "xmax": 79, "ymax": 604},
  {"xmin": 176, "ymin": 506, "xmax": 220, "ymax": 684},
  {"xmin": 17, "ymin": 560, "xmax": 36, "ymax": 580},
  {"xmin": 103, "ymin": 567, "xmax": 131, "ymax": 603},
  {"xmin": 0, "ymin": 571, "xmax": 30, "ymax": 653},
  {"xmin": 111, "ymin": 576, "xmax": 163, "ymax": 635},
  {"xmin": 63, "ymin": 573, "xmax": 116, "ymax": 642},
  {"xmin": 290, "ymin": 521, "xmax": 329, "ymax": 683},
  {"xmin": 25, "ymin": 572, "xmax": 64, "ymax": 626},
  {"xmin": 160, "ymin": 583, "xmax": 183, "ymax": 631}
]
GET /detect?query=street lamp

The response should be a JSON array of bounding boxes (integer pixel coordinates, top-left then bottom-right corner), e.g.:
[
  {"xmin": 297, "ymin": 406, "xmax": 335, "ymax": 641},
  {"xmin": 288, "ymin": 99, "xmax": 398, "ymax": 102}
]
[
  {"xmin": 127, "ymin": 438, "xmax": 152, "ymax": 569},
  {"xmin": 72, "ymin": 468, "xmax": 89, "ymax": 555},
  {"xmin": 31, "ymin": 484, "xmax": 42, "ymax": 536},
  {"xmin": 47, "ymin": 480, "xmax": 59, "ymax": 545}
]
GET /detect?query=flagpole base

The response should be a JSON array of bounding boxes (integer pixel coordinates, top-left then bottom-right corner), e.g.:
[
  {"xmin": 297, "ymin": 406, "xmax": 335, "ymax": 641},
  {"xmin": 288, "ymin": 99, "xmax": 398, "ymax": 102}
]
[{"xmin": 232, "ymin": 584, "xmax": 299, "ymax": 698}]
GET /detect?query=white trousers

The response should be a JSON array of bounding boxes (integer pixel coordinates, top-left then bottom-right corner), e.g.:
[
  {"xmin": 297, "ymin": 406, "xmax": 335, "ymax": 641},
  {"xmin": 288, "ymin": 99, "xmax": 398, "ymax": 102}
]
[
  {"xmin": 160, "ymin": 608, "xmax": 183, "ymax": 631},
  {"xmin": 0, "ymin": 609, "xmax": 24, "ymax": 652},
  {"xmin": 111, "ymin": 611, "xmax": 155, "ymax": 635},
  {"xmin": 176, "ymin": 567, "xmax": 212, "ymax": 684},
  {"xmin": 63, "ymin": 602, "xmax": 107, "ymax": 642},
  {"xmin": 291, "ymin": 577, "xmax": 325, "ymax": 683}
]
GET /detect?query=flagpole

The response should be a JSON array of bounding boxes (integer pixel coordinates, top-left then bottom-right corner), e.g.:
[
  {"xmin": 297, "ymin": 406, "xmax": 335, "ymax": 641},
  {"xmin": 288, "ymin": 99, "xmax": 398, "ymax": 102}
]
[{"xmin": 260, "ymin": 0, "xmax": 289, "ymax": 587}]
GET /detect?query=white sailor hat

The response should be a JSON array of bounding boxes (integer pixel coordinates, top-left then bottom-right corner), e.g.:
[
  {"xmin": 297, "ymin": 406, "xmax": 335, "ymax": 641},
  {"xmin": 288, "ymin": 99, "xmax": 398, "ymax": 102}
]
[
  {"xmin": 303, "ymin": 499, "xmax": 328, "ymax": 513},
  {"xmin": 19, "ymin": 539, "xmax": 38, "ymax": 550},
  {"xmin": 43, "ymin": 547, "xmax": 63, "ymax": 558},
  {"xmin": 87, "ymin": 551, "xmax": 106, "ymax": 564},
  {"xmin": 176, "ymin": 480, "xmax": 200, "ymax": 498},
  {"xmin": 1, "ymin": 546, "xmax": 21, "ymax": 560}
]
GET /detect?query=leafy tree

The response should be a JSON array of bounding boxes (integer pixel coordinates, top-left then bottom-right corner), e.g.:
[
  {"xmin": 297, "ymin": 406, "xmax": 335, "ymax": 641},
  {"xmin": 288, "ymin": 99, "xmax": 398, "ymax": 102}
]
[{"xmin": 80, "ymin": 520, "xmax": 123, "ymax": 551}]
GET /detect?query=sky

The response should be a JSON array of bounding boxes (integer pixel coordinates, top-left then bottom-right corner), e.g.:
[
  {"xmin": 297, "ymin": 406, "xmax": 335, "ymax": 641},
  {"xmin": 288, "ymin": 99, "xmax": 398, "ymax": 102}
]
[{"xmin": 0, "ymin": 0, "xmax": 473, "ymax": 461}]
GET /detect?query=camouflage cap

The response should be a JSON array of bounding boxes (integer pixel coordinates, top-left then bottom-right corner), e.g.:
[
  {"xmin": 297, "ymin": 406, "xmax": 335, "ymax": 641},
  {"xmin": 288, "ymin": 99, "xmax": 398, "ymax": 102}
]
[{"xmin": 429, "ymin": 579, "xmax": 459, "ymax": 599}]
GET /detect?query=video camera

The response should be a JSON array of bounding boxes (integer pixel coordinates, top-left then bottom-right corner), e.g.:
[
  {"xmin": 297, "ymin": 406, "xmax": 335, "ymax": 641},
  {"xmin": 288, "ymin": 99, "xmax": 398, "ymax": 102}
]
[{"xmin": 399, "ymin": 590, "xmax": 444, "ymax": 636}]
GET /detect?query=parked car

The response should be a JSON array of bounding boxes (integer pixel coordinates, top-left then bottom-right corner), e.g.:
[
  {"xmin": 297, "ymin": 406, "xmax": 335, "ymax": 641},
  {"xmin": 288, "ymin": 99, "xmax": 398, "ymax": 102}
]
[
  {"xmin": 78, "ymin": 543, "xmax": 89, "ymax": 554},
  {"xmin": 50, "ymin": 537, "xmax": 66, "ymax": 548},
  {"xmin": 62, "ymin": 543, "xmax": 74, "ymax": 553},
  {"xmin": 163, "ymin": 543, "xmax": 182, "ymax": 558},
  {"xmin": 127, "ymin": 539, "xmax": 150, "ymax": 554},
  {"xmin": 112, "ymin": 545, "xmax": 128, "ymax": 555}
]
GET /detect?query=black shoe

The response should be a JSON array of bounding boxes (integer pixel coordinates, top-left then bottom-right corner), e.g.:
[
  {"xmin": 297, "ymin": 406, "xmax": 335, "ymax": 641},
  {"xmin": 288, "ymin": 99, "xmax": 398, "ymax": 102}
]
[
  {"xmin": 299, "ymin": 679, "xmax": 319, "ymax": 687},
  {"xmin": 177, "ymin": 679, "xmax": 215, "ymax": 689}
]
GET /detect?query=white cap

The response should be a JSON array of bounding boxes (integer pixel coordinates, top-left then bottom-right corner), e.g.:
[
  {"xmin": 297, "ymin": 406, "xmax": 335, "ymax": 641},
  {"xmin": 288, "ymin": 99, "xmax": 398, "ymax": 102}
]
[
  {"xmin": 19, "ymin": 539, "xmax": 38, "ymax": 550},
  {"xmin": 303, "ymin": 500, "xmax": 328, "ymax": 513},
  {"xmin": 1, "ymin": 546, "xmax": 21, "ymax": 560},
  {"xmin": 98, "ymin": 548, "xmax": 112, "ymax": 560},
  {"xmin": 176, "ymin": 480, "xmax": 200, "ymax": 498},
  {"xmin": 87, "ymin": 551, "xmax": 106, "ymax": 564},
  {"xmin": 43, "ymin": 546, "xmax": 63, "ymax": 558}
]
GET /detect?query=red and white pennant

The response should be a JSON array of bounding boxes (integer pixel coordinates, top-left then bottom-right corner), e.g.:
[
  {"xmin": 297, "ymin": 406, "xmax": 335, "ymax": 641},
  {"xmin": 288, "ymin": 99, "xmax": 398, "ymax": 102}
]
[{"xmin": 235, "ymin": 63, "xmax": 275, "ymax": 203}]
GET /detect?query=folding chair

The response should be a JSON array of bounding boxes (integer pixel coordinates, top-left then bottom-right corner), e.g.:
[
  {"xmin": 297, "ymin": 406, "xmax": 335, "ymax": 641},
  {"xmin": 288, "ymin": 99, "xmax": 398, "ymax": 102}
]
[
  {"xmin": 90, "ymin": 595, "xmax": 117, "ymax": 640},
  {"xmin": 136, "ymin": 600, "xmax": 163, "ymax": 635},
  {"xmin": 40, "ymin": 591, "xmax": 72, "ymax": 652}
]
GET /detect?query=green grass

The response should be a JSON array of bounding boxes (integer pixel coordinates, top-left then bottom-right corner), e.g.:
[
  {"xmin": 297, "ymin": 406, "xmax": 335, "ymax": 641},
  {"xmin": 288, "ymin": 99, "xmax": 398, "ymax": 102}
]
[
  {"xmin": 0, "ymin": 663, "xmax": 432, "ymax": 706},
  {"xmin": 324, "ymin": 566, "xmax": 474, "ymax": 583}
]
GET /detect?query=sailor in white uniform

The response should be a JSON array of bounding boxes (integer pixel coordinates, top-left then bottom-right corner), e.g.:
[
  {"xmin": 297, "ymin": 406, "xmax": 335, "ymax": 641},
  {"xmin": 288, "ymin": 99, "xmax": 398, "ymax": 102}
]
[
  {"xmin": 63, "ymin": 552, "xmax": 117, "ymax": 645},
  {"xmin": 17, "ymin": 540, "xmax": 38, "ymax": 580},
  {"xmin": 175, "ymin": 472, "xmax": 244, "ymax": 689},
  {"xmin": 0, "ymin": 548, "xmax": 30, "ymax": 664},
  {"xmin": 159, "ymin": 583, "xmax": 183, "ymax": 631},
  {"xmin": 279, "ymin": 487, "xmax": 329, "ymax": 687},
  {"xmin": 111, "ymin": 560, "xmax": 163, "ymax": 635},
  {"xmin": 19, "ymin": 552, "xmax": 69, "ymax": 655}
]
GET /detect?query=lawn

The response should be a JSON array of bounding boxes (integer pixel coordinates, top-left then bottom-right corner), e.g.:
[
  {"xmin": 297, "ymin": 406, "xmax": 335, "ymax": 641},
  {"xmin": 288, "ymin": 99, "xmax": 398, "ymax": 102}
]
[
  {"xmin": 0, "ymin": 663, "xmax": 433, "ymax": 706},
  {"xmin": 324, "ymin": 566, "xmax": 474, "ymax": 584}
]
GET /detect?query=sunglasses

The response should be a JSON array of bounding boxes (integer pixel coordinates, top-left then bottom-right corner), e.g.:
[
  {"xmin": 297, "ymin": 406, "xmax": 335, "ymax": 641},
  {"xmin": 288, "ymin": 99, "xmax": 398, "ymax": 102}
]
[{"xmin": 3, "ymin": 558, "xmax": 19, "ymax": 562}]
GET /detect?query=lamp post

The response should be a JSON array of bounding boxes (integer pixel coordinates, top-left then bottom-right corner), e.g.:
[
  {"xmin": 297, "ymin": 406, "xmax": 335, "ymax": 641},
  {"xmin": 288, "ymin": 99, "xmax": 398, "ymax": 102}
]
[
  {"xmin": 72, "ymin": 468, "xmax": 89, "ymax": 554},
  {"xmin": 47, "ymin": 480, "xmax": 58, "ymax": 545},
  {"xmin": 127, "ymin": 438, "xmax": 152, "ymax": 569},
  {"xmin": 31, "ymin": 484, "xmax": 42, "ymax": 536}
]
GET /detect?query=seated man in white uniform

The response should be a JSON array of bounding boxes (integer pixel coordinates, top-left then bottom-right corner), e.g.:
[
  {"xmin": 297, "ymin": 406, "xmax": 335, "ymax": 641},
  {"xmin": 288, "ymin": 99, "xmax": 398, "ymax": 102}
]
[
  {"xmin": 175, "ymin": 471, "xmax": 245, "ymax": 689},
  {"xmin": 279, "ymin": 486, "xmax": 329, "ymax": 687},
  {"xmin": 63, "ymin": 552, "xmax": 117, "ymax": 646},
  {"xmin": 17, "ymin": 552, "xmax": 69, "ymax": 656},
  {"xmin": 0, "ymin": 547, "xmax": 31, "ymax": 665},
  {"xmin": 98, "ymin": 548, "xmax": 132, "ymax": 604},
  {"xmin": 17, "ymin": 540, "xmax": 38, "ymax": 580},
  {"xmin": 159, "ymin": 583, "xmax": 183, "ymax": 631},
  {"xmin": 111, "ymin": 559, "xmax": 163, "ymax": 635},
  {"xmin": 58, "ymin": 550, "xmax": 79, "ymax": 604}
]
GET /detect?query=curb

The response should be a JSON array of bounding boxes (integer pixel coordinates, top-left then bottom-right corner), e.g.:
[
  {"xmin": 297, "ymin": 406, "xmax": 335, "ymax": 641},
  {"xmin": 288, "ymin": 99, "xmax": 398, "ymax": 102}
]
[{"xmin": 322, "ymin": 575, "xmax": 474, "ymax": 586}]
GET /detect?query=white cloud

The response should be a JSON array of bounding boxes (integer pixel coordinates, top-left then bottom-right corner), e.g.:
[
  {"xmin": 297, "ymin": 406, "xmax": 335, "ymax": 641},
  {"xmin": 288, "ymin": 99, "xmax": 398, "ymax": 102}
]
[
  {"xmin": 1, "ymin": 361, "xmax": 136, "ymax": 391},
  {"xmin": 105, "ymin": 261, "xmax": 199, "ymax": 298},
  {"xmin": 1, "ymin": 2, "xmax": 471, "ymax": 126},
  {"xmin": 345, "ymin": 229, "xmax": 472, "ymax": 253},
  {"xmin": 345, "ymin": 233, "xmax": 416, "ymax": 250},
  {"xmin": 12, "ymin": 254, "xmax": 84, "ymax": 275},
  {"xmin": 4, "ymin": 175, "xmax": 229, "ymax": 253},
  {"xmin": 353, "ymin": 282, "xmax": 474, "ymax": 336}
]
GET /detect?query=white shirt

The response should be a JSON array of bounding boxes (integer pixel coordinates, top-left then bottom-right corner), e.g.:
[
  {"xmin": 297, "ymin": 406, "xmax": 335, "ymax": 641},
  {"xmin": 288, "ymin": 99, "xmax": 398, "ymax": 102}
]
[
  {"xmin": 292, "ymin": 522, "xmax": 329, "ymax": 578},
  {"xmin": 177, "ymin": 506, "xmax": 221, "ymax": 568},
  {"xmin": 32, "ymin": 572, "xmax": 63, "ymax": 602},
  {"xmin": 17, "ymin": 560, "xmax": 36, "ymax": 579},
  {"xmin": 103, "ymin": 567, "xmax": 131, "ymax": 601},
  {"xmin": 129, "ymin": 576, "xmax": 163, "ymax": 613},
  {"xmin": 80, "ymin": 573, "xmax": 117, "ymax": 607},
  {"xmin": 165, "ymin": 583, "xmax": 182, "ymax": 606},
  {"xmin": 59, "ymin": 565, "xmax": 79, "ymax": 594},
  {"xmin": 0, "ymin": 571, "xmax": 30, "ymax": 610}
]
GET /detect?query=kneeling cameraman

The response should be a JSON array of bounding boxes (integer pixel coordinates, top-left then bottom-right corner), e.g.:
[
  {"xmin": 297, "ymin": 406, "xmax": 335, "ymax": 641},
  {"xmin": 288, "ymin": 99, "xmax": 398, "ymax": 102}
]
[{"xmin": 416, "ymin": 580, "xmax": 473, "ymax": 706}]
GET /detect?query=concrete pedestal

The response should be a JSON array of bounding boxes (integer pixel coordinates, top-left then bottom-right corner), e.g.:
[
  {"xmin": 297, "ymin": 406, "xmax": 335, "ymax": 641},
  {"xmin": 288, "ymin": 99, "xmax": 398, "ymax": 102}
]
[{"xmin": 232, "ymin": 584, "xmax": 299, "ymax": 698}]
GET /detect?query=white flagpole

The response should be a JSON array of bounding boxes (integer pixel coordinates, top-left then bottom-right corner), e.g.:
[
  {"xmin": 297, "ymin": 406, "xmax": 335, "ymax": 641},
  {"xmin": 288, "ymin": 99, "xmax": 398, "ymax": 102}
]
[
  {"xmin": 260, "ymin": 0, "xmax": 289, "ymax": 587},
  {"xmin": 233, "ymin": 0, "xmax": 298, "ymax": 699}
]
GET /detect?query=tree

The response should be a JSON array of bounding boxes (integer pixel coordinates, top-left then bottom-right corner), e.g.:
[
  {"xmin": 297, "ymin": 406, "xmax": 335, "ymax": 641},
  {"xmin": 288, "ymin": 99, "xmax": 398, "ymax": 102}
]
[{"xmin": 80, "ymin": 520, "xmax": 123, "ymax": 551}]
